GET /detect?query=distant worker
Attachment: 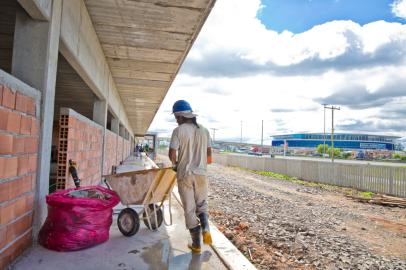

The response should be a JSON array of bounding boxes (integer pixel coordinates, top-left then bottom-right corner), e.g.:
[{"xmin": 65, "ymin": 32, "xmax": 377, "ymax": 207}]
[
  {"xmin": 135, "ymin": 144, "xmax": 140, "ymax": 157},
  {"xmin": 168, "ymin": 100, "xmax": 213, "ymax": 253},
  {"xmin": 145, "ymin": 143, "xmax": 150, "ymax": 153}
]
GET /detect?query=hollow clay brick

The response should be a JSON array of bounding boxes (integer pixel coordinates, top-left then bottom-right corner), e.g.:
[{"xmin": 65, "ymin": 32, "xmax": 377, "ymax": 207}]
[
  {"xmin": 6, "ymin": 111, "xmax": 21, "ymax": 134},
  {"xmin": 15, "ymin": 93, "xmax": 28, "ymax": 114},
  {"xmin": 0, "ymin": 133, "xmax": 13, "ymax": 155},
  {"xmin": 19, "ymin": 116, "xmax": 31, "ymax": 135},
  {"xmin": 26, "ymin": 97, "xmax": 35, "ymax": 116},
  {"xmin": 0, "ymin": 108, "xmax": 8, "ymax": 131},
  {"xmin": 2, "ymin": 86, "xmax": 15, "ymax": 110}
]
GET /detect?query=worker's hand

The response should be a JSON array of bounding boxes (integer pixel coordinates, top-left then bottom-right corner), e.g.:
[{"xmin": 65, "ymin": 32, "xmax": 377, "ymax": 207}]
[
  {"xmin": 207, "ymin": 156, "xmax": 212, "ymax": 164},
  {"xmin": 172, "ymin": 163, "xmax": 177, "ymax": 172}
]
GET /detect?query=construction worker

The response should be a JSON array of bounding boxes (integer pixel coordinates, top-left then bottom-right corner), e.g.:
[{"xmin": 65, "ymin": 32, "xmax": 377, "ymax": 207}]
[{"xmin": 168, "ymin": 100, "xmax": 213, "ymax": 253}]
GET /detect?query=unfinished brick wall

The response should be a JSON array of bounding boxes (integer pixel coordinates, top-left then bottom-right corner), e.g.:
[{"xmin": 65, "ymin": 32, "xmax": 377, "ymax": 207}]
[
  {"xmin": 103, "ymin": 130, "xmax": 132, "ymax": 175},
  {"xmin": 56, "ymin": 108, "xmax": 103, "ymax": 190},
  {"xmin": 117, "ymin": 136, "xmax": 123, "ymax": 164},
  {"xmin": 124, "ymin": 138, "xmax": 131, "ymax": 160},
  {"xmin": 117, "ymin": 137, "xmax": 131, "ymax": 163},
  {"xmin": 104, "ymin": 130, "xmax": 117, "ymax": 175},
  {"xmin": 0, "ymin": 85, "xmax": 39, "ymax": 269}
]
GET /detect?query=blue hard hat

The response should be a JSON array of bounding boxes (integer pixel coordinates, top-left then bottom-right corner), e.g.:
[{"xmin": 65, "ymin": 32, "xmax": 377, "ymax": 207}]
[{"xmin": 172, "ymin": 100, "xmax": 193, "ymax": 113}]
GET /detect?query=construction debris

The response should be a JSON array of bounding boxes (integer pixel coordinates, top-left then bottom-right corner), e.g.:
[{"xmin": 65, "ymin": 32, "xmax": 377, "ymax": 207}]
[
  {"xmin": 68, "ymin": 189, "xmax": 111, "ymax": 200},
  {"xmin": 208, "ymin": 164, "xmax": 406, "ymax": 270},
  {"xmin": 347, "ymin": 194, "xmax": 406, "ymax": 208}
]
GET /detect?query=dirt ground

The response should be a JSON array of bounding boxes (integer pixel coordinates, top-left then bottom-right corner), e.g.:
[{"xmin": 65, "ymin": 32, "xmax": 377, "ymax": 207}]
[{"xmin": 207, "ymin": 164, "xmax": 406, "ymax": 270}]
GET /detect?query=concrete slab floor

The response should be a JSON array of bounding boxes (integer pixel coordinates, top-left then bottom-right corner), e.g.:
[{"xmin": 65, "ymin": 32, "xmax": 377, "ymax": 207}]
[{"xmin": 11, "ymin": 199, "xmax": 228, "ymax": 270}]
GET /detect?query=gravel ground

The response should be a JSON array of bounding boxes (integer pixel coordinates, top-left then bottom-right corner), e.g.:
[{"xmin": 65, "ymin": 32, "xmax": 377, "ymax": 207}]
[{"xmin": 207, "ymin": 164, "xmax": 406, "ymax": 270}]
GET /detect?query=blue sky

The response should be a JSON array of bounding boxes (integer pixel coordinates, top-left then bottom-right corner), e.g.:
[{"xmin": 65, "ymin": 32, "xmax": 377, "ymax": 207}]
[
  {"xmin": 258, "ymin": 0, "xmax": 404, "ymax": 33},
  {"xmin": 150, "ymin": 0, "xmax": 406, "ymax": 143}
]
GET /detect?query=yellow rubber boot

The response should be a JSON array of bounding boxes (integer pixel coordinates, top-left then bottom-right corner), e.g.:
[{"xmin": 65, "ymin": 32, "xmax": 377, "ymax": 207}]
[
  {"xmin": 202, "ymin": 231, "xmax": 212, "ymax": 245},
  {"xmin": 187, "ymin": 244, "xmax": 202, "ymax": 253},
  {"xmin": 199, "ymin": 213, "xmax": 213, "ymax": 245},
  {"xmin": 188, "ymin": 226, "xmax": 201, "ymax": 253}
]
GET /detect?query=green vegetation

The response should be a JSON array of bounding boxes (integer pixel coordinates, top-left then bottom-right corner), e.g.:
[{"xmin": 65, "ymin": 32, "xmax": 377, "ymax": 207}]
[
  {"xmin": 316, "ymin": 144, "xmax": 342, "ymax": 158},
  {"xmin": 240, "ymin": 168, "xmax": 335, "ymax": 190},
  {"xmin": 239, "ymin": 167, "xmax": 377, "ymax": 198},
  {"xmin": 316, "ymin": 144, "xmax": 328, "ymax": 155},
  {"xmin": 246, "ymin": 169, "xmax": 297, "ymax": 181},
  {"xmin": 358, "ymin": 191, "xmax": 374, "ymax": 199},
  {"xmin": 342, "ymin": 152, "xmax": 352, "ymax": 159},
  {"xmin": 393, "ymin": 153, "xmax": 406, "ymax": 161}
]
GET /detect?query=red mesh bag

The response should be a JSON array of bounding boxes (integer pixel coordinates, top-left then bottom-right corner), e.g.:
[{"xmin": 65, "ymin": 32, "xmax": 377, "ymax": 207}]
[{"xmin": 38, "ymin": 186, "xmax": 120, "ymax": 251}]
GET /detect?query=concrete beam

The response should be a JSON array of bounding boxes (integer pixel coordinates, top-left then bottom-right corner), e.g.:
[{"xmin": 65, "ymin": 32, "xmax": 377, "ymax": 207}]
[
  {"xmin": 93, "ymin": 100, "xmax": 107, "ymax": 127},
  {"xmin": 12, "ymin": 0, "xmax": 62, "ymax": 237},
  {"xmin": 18, "ymin": 0, "xmax": 52, "ymax": 21},
  {"xmin": 58, "ymin": 0, "xmax": 133, "ymax": 136}
]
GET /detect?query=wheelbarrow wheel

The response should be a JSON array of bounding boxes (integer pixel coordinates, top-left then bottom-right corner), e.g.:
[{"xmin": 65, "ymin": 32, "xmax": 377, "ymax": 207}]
[
  {"xmin": 142, "ymin": 204, "xmax": 163, "ymax": 230},
  {"xmin": 118, "ymin": 208, "xmax": 140, "ymax": 236}
]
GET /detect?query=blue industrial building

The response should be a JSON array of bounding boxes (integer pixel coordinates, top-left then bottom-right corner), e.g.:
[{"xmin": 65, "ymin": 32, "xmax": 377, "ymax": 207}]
[{"xmin": 271, "ymin": 133, "xmax": 401, "ymax": 151}]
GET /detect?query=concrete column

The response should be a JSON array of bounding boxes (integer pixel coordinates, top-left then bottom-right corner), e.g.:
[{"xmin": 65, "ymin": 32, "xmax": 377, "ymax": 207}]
[
  {"xmin": 93, "ymin": 100, "xmax": 107, "ymax": 127},
  {"xmin": 93, "ymin": 100, "xmax": 107, "ymax": 180},
  {"xmin": 11, "ymin": 0, "xmax": 62, "ymax": 237},
  {"xmin": 111, "ymin": 118, "xmax": 119, "ymax": 134},
  {"xmin": 119, "ymin": 125, "xmax": 125, "ymax": 138}
]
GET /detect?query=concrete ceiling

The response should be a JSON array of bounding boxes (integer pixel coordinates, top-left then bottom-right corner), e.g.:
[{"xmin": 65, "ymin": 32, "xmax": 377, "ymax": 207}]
[{"xmin": 84, "ymin": 0, "xmax": 216, "ymax": 135}]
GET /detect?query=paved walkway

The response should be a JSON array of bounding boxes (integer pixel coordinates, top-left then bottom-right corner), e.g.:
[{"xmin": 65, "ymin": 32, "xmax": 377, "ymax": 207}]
[
  {"xmin": 13, "ymin": 199, "xmax": 227, "ymax": 270},
  {"xmin": 11, "ymin": 154, "xmax": 255, "ymax": 270}
]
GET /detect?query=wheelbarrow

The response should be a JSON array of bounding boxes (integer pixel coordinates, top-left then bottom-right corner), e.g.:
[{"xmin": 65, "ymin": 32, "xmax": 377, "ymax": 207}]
[{"xmin": 104, "ymin": 168, "xmax": 177, "ymax": 236}]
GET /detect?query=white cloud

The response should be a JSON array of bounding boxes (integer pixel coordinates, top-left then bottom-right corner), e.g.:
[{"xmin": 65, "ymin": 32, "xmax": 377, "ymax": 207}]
[
  {"xmin": 392, "ymin": 0, "xmax": 406, "ymax": 19},
  {"xmin": 149, "ymin": 0, "xmax": 406, "ymax": 143},
  {"xmin": 194, "ymin": 0, "xmax": 406, "ymax": 68}
]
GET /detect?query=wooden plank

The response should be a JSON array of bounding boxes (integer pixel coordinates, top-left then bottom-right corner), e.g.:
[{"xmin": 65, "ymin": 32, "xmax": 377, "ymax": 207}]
[
  {"xmin": 85, "ymin": 0, "xmax": 205, "ymax": 34},
  {"xmin": 85, "ymin": 0, "xmax": 211, "ymax": 10},
  {"xmin": 111, "ymin": 68, "xmax": 173, "ymax": 82},
  {"xmin": 107, "ymin": 59, "xmax": 178, "ymax": 73},
  {"xmin": 104, "ymin": 45, "xmax": 182, "ymax": 63},
  {"xmin": 95, "ymin": 25, "xmax": 190, "ymax": 51}
]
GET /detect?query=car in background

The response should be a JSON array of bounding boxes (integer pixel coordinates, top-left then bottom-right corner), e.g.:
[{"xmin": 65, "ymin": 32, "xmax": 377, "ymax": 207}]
[
  {"xmin": 248, "ymin": 151, "xmax": 263, "ymax": 156},
  {"xmin": 248, "ymin": 146, "xmax": 263, "ymax": 156}
]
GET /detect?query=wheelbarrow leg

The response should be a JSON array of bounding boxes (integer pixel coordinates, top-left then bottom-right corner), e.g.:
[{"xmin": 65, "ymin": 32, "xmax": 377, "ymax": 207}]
[
  {"xmin": 152, "ymin": 204, "xmax": 159, "ymax": 230},
  {"xmin": 143, "ymin": 205, "xmax": 153, "ymax": 230}
]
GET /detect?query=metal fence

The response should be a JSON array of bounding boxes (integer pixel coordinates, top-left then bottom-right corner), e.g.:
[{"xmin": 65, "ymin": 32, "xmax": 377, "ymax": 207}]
[{"xmin": 213, "ymin": 153, "xmax": 406, "ymax": 198}]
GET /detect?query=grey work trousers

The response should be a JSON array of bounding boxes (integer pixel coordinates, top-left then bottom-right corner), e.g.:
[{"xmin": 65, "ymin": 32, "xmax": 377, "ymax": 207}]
[{"xmin": 177, "ymin": 174, "xmax": 208, "ymax": 229}]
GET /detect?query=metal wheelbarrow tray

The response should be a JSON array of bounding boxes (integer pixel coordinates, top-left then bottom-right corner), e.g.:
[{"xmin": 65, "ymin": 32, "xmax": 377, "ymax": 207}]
[{"xmin": 104, "ymin": 168, "xmax": 177, "ymax": 236}]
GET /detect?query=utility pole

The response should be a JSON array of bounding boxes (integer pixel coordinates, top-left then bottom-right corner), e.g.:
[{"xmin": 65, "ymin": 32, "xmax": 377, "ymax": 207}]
[
  {"xmin": 322, "ymin": 104, "xmax": 328, "ymax": 158},
  {"xmin": 324, "ymin": 105, "xmax": 340, "ymax": 162},
  {"xmin": 261, "ymin": 120, "xmax": 264, "ymax": 153},
  {"xmin": 211, "ymin": 128, "xmax": 218, "ymax": 143},
  {"xmin": 240, "ymin": 120, "xmax": 243, "ymax": 144}
]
